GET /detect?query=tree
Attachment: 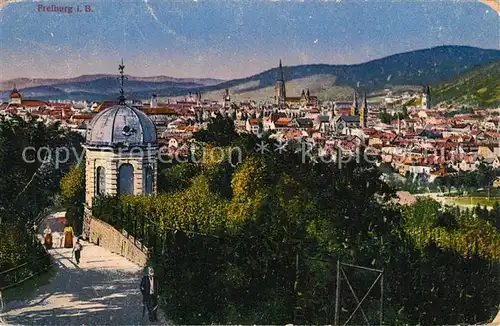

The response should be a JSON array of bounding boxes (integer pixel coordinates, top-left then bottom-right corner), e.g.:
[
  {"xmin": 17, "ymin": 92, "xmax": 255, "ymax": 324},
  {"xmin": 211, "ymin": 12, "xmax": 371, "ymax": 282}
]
[
  {"xmin": 158, "ymin": 163, "xmax": 201, "ymax": 193},
  {"xmin": 92, "ymin": 129, "xmax": 499, "ymax": 325},
  {"xmin": 379, "ymin": 111, "xmax": 393, "ymax": 124},
  {"xmin": 60, "ymin": 163, "xmax": 85, "ymax": 234},
  {"xmin": 0, "ymin": 114, "xmax": 83, "ymax": 271},
  {"xmin": 193, "ymin": 114, "xmax": 239, "ymax": 147},
  {"xmin": 402, "ymin": 105, "xmax": 408, "ymax": 118}
]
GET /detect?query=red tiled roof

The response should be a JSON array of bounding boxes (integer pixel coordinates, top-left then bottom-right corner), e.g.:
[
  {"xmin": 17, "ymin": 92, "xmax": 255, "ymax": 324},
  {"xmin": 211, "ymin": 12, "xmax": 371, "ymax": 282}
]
[
  {"xmin": 275, "ymin": 117, "xmax": 291, "ymax": 127},
  {"xmin": 22, "ymin": 99, "xmax": 49, "ymax": 107},
  {"xmin": 142, "ymin": 107, "xmax": 177, "ymax": 115},
  {"xmin": 337, "ymin": 108, "xmax": 351, "ymax": 116},
  {"xmin": 71, "ymin": 114, "xmax": 94, "ymax": 120}
]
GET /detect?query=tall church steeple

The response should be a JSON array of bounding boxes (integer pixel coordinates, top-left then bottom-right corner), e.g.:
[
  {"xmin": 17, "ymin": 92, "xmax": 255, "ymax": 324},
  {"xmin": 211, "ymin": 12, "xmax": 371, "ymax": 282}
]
[
  {"xmin": 360, "ymin": 91, "xmax": 368, "ymax": 128},
  {"xmin": 278, "ymin": 59, "xmax": 284, "ymax": 82},
  {"xmin": 426, "ymin": 85, "xmax": 431, "ymax": 109},
  {"xmin": 350, "ymin": 90, "xmax": 358, "ymax": 116},
  {"xmin": 422, "ymin": 85, "xmax": 431, "ymax": 110},
  {"xmin": 274, "ymin": 59, "xmax": 286, "ymax": 107}
]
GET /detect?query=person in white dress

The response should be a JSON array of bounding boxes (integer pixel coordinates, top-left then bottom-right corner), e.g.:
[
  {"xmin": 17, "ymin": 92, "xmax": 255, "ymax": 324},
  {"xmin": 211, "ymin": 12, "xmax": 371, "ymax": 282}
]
[{"xmin": 52, "ymin": 231, "xmax": 61, "ymax": 248}]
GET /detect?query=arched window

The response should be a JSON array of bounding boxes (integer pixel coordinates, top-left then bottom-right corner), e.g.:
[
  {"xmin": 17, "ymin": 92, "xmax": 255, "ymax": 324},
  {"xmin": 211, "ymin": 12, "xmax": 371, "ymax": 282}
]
[
  {"xmin": 143, "ymin": 165, "xmax": 154, "ymax": 194},
  {"xmin": 96, "ymin": 166, "xmax": 106, "ymax": 196},
  {"xmin": 118, "ymin": 163, "xmax": 134, "ymax": 195}
]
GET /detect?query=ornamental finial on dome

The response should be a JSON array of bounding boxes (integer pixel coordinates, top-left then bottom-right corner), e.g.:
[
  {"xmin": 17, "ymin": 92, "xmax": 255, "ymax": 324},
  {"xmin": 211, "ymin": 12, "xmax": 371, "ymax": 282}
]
[{"xmin": 117, "ymin": 59, "xmax": 127, "ymax": 104}]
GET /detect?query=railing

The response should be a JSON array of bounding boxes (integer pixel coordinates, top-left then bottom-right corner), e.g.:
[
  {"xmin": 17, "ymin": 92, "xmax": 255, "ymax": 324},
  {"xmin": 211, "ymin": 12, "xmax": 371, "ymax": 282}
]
[
  {"xmin": 92, "ymin": 198, "xmax": 157, "ymax": 255},
  {"xmin": 120, "ymin": 229, "xmax": 149, "ymax": 255},
  {"xmin": 0, "ymin": 233, "xmax": 55, "ymax": 313},
  {"xmin": 0, "ymin": 252, "xmax": 53, "ymax": 292}
]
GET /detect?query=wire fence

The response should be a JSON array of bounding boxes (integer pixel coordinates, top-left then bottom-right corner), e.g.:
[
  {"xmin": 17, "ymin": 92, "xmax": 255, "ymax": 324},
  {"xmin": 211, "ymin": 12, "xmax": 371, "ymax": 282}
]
[
  {"xmin": 0, "ymin": 231, "xmax": 54, "ymax": 313},
  {"xmin": 0, "ymin": 252, "xmax": 53, "ymax": 291}
]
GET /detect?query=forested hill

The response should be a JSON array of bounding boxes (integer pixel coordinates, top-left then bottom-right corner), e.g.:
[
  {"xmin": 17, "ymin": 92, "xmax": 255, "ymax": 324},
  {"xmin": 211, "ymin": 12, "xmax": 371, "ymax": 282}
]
[
  {"xmin": 432, "ymin": 60, "xmax": 500, "ymax": 108},
  {"xmin": 198, "ymin": 45, "xmax": 500, "ymax": 95}
]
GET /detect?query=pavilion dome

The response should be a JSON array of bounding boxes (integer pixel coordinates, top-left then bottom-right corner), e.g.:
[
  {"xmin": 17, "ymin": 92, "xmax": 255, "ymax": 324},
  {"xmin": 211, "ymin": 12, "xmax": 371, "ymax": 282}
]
[{"xmin": 85, "ymin": 104, "xmax": 157, "ymax": 147}]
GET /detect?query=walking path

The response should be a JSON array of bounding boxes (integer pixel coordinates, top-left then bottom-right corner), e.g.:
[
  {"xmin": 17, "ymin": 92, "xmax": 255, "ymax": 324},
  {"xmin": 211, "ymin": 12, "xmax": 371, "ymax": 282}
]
[{"xmin": 0, "ymin": 213, "xmax": 168, "ymax": 325}]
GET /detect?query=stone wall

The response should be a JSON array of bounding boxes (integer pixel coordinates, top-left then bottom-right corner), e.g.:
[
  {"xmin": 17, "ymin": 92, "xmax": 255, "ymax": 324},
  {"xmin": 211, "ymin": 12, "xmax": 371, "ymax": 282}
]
[{"xmin": 88, "ymin": 218, "xmax": 148, "ymax": 267}]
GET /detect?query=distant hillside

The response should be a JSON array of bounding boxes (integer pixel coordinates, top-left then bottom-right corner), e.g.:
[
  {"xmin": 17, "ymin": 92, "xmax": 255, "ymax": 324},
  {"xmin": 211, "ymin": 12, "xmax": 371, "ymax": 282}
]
[
  {"xmin": 432, "ymin": 60, "xmax": 500, "ymax": 108},
  {"xmin": 0, "ymin": 77, "xmax": 219, "ymax": 102},
  {"xmin": 0, "ymin": 75, "xmax": 223, "ymax": 93},
  {"xmin": 1, "ymin": 46, "xmax": 499, "ymax": 102},
  {"xmin": 201, "ymin": 75, "xmax": 355, "ymax": 103},
  {"xmin": 199, "ymin": 46, "xmax": 500, "ymax": 102}
]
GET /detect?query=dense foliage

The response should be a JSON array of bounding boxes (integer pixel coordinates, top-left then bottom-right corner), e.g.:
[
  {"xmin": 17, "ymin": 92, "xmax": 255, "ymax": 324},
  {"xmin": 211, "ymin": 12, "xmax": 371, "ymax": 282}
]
[
  {"xmin": 93, "ymin": 117, "xmax": 499, "ymax": 325},
  {"xmin": 59, "ymin": 163, "xmax": 85, "ymax": 235},
  {"xmin": 0, "ymin": 115, "xmax": 83, "ymax": 277},
  {"xmin": 390, "ymin": 165, "xmax": 499, "ymax": 196},
  {"xmin": 438, "ymin": 165, "xmax": 498, "ymax": 193}
]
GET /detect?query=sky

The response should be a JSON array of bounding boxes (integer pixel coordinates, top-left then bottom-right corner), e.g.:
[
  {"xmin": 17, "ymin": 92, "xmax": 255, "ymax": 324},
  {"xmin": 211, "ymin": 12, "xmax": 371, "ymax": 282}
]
[{"xmin": 0, "ymin": 0, "xmax": 498, "ymax": 80}]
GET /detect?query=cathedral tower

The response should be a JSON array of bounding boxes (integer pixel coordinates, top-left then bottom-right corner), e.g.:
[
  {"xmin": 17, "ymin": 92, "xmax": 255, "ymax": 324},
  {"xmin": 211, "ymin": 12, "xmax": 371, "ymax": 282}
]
[
  {"xmin": 422, "ymin": 85, "xmax": 431, "ymax": 109},
  {"xmin": 359, "ymin": 91, "xmax": 368, "ymax": 128},
  {"xmin": 224, "ymin": 88, "xmax": 231, "ymax": 108},
  {"xmin": 350, "ymin": 90, "xmax": 358, "ymax": 116},
  {"xmin": 274, "ymin": 60, "xmax": 286, "ymax": 107}
]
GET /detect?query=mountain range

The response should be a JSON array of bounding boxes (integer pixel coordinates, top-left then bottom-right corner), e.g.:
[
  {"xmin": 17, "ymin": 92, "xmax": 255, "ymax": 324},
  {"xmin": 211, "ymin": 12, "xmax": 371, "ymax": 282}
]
[{"xmin": 1, "ymin": 45, "xmax": 499, "ymax": 103}]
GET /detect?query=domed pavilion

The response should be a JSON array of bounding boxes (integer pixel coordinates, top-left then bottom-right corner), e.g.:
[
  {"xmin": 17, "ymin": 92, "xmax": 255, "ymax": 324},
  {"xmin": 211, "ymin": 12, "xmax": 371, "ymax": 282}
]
[{"xmin": 82, "ymin": 61, "xmax": 158, "ymax": 237}]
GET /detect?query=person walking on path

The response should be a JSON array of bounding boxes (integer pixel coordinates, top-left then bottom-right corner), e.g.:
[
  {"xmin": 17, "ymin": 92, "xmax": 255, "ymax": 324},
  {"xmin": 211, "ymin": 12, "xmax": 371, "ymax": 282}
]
[
  {"xmin": 140, "ymin": 267, "xmax": 159, "ymax": 322},
  {"xmin": 43, "ymin": 224, "xmax": 53, "ymax": 249},
  {"xmin": 52, "ymin": 231, "xmax": 61, "ymax": 248},
  {"xmin": 72, "ymin": 238, "xmax": 82, "ymax": 265},
  {"xmin": 63, "ymin": 223, "xmax": 74, "ymax": 248},
  {"xmin": 64, "ymin": 223, "xmax": 73, "ymax": 248}
]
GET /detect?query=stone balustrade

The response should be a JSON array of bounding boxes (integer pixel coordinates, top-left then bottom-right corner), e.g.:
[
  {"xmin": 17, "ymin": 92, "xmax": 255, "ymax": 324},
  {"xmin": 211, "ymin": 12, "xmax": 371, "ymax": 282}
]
[{"xmin": 88, "ymin": 218, "xmax": 148, "ymax": 267}]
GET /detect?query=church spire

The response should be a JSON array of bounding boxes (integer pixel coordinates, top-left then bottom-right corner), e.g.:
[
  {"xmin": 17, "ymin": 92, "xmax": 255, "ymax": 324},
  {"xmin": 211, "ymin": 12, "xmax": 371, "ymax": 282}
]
[
  {"xmin": 360, "ymin": 91, "xmax": 368, "ymax": 128},
  {"xmin": 275, "ymin": 59, "xmax": 286, "ymax": 107},
  {"xmin": 278, "ymin": 59, "xmax": 285, "ymax": 82},
  {"xmin": 426, "ymin": 85, "xmax": 431, "ymax": 109},
  {"xmin": 118, "ymin": 59, "xmax": 127, "ymax": 104},
  {"xmin": 351, "ymin": 89, "xmax": 358, "ymax": 116},
  {"xmin": 422, "ymin": 84, "xmax": 431, "ymax": 109}
]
